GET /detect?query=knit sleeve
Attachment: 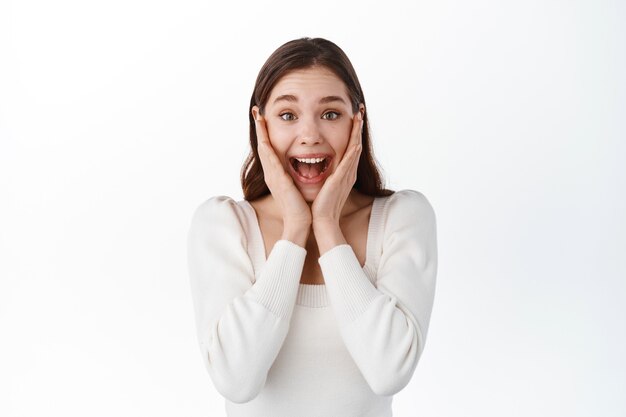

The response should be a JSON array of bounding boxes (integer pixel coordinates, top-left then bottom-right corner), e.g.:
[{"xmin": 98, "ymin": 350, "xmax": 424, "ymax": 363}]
[
  {"xmin": 187, "ymin": 196, "xmax": 307, "ymax": 403},
  {"xmin": 317, "ymin": 189, "xmax": 438, "ymax": 396}
]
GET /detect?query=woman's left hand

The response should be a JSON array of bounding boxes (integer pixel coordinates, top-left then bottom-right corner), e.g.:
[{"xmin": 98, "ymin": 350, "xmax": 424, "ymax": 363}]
[{"xmin": 311, "ymin": 111, "xmax": 363, "ymax": 228}]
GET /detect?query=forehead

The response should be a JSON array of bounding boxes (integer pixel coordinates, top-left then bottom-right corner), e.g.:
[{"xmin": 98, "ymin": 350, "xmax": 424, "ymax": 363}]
[{"xmin": 267, "ymin": 67, "xmax": 350, "ymax": 104}]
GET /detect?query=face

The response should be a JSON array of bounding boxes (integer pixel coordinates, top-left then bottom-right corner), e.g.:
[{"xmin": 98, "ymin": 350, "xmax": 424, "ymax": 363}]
[{"xmin": 252, "ymin": 66, "xmax": 364, "ymax": 203}]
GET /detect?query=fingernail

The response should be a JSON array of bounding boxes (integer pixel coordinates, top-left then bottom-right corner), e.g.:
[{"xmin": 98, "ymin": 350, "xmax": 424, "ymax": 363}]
[{"xmin": 357, "ymin": 112, "xmax": 362, "ymax": 121}]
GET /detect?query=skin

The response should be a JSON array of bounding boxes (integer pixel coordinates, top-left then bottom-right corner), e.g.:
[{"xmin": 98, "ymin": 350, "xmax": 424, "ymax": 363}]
[{"xmin": 250, "ymin": 67, "xmax": 373, "ymax": 284}]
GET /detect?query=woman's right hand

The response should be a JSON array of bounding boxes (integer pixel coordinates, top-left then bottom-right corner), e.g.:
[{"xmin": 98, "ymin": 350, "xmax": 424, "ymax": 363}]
[{"xmin": 252, "ymin": 107, "xmax": 312, "ymax": 239}]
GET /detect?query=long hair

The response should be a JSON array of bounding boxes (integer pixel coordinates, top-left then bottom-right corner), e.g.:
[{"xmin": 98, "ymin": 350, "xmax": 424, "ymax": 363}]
[{"xmin": 241, "ymin": 37, "xmax": 394, "ymax": 201}]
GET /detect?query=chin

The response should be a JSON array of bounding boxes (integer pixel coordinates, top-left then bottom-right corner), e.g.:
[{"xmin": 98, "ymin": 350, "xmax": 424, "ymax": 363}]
[{"xmin": 299, "ymin": 187, "xmax": 319, "ymax": 204}]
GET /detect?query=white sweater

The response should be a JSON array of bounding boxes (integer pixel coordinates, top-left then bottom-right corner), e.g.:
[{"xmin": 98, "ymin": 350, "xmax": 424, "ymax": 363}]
[{"xmin": 187, "ymin": 189, "xmax": 438, "ymax": 417}]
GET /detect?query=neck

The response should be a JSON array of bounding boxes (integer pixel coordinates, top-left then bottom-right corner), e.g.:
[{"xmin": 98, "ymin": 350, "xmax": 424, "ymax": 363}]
[{"xmin": 264, "ymin": 189, "xmax": 363, "ymax": 221}]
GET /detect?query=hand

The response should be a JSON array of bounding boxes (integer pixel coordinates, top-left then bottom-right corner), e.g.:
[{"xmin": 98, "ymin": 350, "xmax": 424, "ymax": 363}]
[
  {"xmin": 252, "ymin": 106, "xmax": 312, "ymax": 229},
  {"xmin": 311, "ymin": 110, "xmax": 364, "ymax": 228}
]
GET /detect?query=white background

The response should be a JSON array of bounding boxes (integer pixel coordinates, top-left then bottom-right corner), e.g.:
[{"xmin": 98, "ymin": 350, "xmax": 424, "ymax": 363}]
[{"xmin": 1, "ymin": 0, "xmax": 624, "ymax": 416}]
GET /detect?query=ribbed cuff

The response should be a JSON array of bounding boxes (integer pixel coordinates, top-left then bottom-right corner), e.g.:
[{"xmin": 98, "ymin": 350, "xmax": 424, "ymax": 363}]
[
  {"xmin": 247, "ymin": 239, "xmax": 306, "ymax": 319},
  {"xmin": 318, "ymin": 244, "xmax": 380, "ymax": 322}
]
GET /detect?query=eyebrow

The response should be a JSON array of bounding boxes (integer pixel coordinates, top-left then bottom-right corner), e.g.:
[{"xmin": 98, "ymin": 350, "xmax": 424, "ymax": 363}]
[{"xmin": 272, "ymin": 94, "xmax": 347, "ymax": 105}]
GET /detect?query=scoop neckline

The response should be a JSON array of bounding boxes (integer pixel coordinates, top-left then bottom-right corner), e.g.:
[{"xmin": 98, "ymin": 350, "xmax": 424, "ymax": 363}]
[{"xmin": 241, "ymin": 197, "xmax": 382, "ymax": 287}]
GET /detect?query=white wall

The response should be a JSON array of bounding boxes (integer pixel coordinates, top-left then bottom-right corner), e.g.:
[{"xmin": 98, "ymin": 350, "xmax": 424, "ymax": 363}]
[{"xmin": 1, "ymin": 0, "xmax": 624, "ymax": 416}]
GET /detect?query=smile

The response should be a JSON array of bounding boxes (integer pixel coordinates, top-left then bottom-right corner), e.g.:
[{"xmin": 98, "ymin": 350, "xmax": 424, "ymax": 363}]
[{"xmin": 288, "ymin": 156, "xmax": 332, "ymax": 184}]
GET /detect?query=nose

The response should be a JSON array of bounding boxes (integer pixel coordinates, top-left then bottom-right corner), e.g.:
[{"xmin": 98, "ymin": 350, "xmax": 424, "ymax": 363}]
[{"xmin": 298, "ymin": 117, "xmax": 322, "ymax": 145}]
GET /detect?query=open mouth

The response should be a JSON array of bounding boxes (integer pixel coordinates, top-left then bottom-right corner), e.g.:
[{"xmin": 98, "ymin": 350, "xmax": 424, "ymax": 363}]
[{"xmin": 289, "ymin": 156, "xmax": 331, "ymax": 180}]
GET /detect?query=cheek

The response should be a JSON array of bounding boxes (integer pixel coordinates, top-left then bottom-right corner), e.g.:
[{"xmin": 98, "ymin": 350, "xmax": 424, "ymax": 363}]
[
  {"xmin": 325, "ymin": 123, "xmax": 352, "ymax": 156},
  {"xmin": 266, "ymin": 124, "xmax": 291, "ymax": 161}
]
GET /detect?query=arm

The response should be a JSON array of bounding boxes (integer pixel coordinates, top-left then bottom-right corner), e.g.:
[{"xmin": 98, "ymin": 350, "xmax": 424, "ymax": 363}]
[
  {"xmin": 316, "ymin": 190, "xmax": 438, "ymax": 396},
  {"xmin": 187, "ymin": 196, "xmax": 306, "ymax": 403}
]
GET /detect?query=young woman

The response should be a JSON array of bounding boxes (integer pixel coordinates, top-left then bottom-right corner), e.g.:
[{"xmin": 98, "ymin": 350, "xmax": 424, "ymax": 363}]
[{"xmin": 187, "ymin": 37, "xmax": 438, "ymax": 416}]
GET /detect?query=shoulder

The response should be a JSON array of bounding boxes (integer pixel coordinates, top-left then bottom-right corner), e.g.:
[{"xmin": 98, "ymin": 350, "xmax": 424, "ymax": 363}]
[
  {"xmin": 386, "ymin": 189, "xmax": 435, "ymax": 217},
  {"xmin": 189, "ymin": 195, "xmax": 248, "ymax": 230},
  {"xmin": 377, "ymin": 190, "xmax": 438, "ymax": 269},
  {"xmin": 193, "ymin": 195, "xmax": 238, "ymax": 214},
  {"xmin": 383, "ymin": 189, "xmax": 436, "ymax": 230}
]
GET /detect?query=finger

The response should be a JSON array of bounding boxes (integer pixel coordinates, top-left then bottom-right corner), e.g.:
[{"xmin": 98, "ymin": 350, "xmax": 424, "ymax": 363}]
[
  {"xmin": 344, "ymin": 142, "xmax": 362, "ymax": 182},
  {"xmin": 254, "ymin": 118, "xmax": 272, "ymax": 170},
  {"xmin": 255, "ymin": 116, "xmax": 270, "ymax": 146},
  {"xmin": 332, "ymin": 113, "xmax": 362, "ymax": 173},
  {"xmin": 255, "ymin": 117, "xmax": 273, "ymax": 154},
  {"xmin": 330, "ymin": 141, "xmax": 362, "ymax": 185},
  {"xmin": 255, "ymin": 117, "xmax": 295, "ymax": 191},
  {"xmin": 255, "ymin": 117, "xmax": 282, "ymax": 170},
  {"xmin": 348, "ymin": 143, "xmax": 362, "ymax": 182},
  {"xmin": 348, "ymin": 112, "xmax": 363, "ymax": 149}
]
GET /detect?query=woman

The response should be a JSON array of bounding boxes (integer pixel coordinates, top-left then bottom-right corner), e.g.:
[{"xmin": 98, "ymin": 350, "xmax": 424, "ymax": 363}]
[{"xmin": 187, "ymin": 37, "xmax": 438, "ymax": 416}]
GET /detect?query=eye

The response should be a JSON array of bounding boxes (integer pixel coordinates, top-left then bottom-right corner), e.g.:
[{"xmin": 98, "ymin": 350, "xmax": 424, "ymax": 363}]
[
  {"xmin": 322, "ymin": 111, "xmax": 340, "ymax": 120},
  {"xmin": 279, "ymin": 112, "xmax": 296, "ymax": 121}
]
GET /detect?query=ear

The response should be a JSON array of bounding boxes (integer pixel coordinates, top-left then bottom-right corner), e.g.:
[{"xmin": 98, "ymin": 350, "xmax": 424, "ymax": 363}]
[
  {"xmin": 358, "ymin": 103, "xmax": 365, "ymax": 119},
  {"xmin": 251, "ymin": 105, "xmax": 261, "ymax": 121}
]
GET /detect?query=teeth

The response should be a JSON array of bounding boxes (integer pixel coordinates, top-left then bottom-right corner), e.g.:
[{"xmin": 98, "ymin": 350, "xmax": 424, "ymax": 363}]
[{"xmin": 294, "ymin": 157, "xmax": 326, "ymax": 164}]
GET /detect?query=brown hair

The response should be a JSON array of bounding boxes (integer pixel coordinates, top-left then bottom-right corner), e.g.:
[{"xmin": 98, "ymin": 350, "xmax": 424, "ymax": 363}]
[{"xmin": 241, "ymin": 37, "xmax": 394, "ymax": 201}]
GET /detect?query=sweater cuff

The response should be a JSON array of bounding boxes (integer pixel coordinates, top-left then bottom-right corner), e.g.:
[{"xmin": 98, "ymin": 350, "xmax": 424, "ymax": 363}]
[
  {"xmin": 318, "ymin": 244, "xmax": 380, "ymax": 322},
  {"xmin": 247, "ymin": 239, "xmax": 306, "ymax": 319}
]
